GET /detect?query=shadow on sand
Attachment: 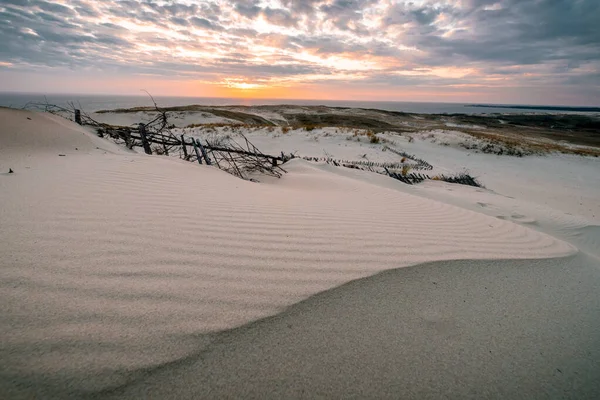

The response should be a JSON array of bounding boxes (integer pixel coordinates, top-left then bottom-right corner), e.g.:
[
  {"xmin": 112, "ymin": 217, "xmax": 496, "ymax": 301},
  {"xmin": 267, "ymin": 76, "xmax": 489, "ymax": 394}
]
[{"xmin": 78, "ymin": 252, "xmax": 600, "ymax": 400}]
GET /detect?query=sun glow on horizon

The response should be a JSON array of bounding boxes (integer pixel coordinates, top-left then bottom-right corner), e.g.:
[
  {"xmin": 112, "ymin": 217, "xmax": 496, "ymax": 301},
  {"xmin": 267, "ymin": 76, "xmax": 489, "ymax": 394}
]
[{"xmin": 224, "ymin": 79, "xmax": 265, "ymax": 90}]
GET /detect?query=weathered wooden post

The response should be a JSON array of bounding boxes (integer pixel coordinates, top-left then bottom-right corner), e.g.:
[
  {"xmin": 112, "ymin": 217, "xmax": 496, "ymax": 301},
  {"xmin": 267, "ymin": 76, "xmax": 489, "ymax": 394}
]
[
  {"xmin": 196, "ymin": 139, "xmax": 212, "ymax": 166},
  {"xmin": 124, "ymin": 130, "xmax": 133, "ymax": 149},
  {"xmin": 181, "ymin": 135, "xmax": 188, "ymax": 159},
  {"xmin": 74, "ymin": 109, "xmax": 82, "ymax": 125},
  {"xmin": 139, "ymin": 123, "xmax": 152, "ymax": 155},
  {"xmin": 192, "ymin": 138, "xmax": 203, "ymax": 164}
]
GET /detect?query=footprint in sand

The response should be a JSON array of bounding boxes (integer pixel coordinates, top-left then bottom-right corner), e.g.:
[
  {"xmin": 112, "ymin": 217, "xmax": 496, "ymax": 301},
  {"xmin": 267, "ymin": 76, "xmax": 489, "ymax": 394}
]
[
  {"xmin": 496, "ymin": 213, "xmax": 538, "ymax": 225},
  {"xmin": 476, "ymin": 202, "xmax": 536, "ymax": 225}
]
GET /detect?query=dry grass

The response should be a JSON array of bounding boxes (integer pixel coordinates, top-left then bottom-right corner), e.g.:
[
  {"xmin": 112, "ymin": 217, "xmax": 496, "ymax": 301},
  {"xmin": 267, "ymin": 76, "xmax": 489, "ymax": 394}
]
[
  {"xmin": 459, "ymin": 128, "xmax": 600, "ymax": 157},
  {"xmin": 349, "ymin": 129, "xmax": 382, "ymax": 144},
  {"xmin": 185, "ymin": 122, "xmax": 276, "ymax": 132},
  {"xmin": 367, "ymin": 130, "xmax": 380, "ymax": 144},
  {"xmin": 401, "ymin": 165, "xmax": 412, "ymax": 176},
  {"xmin": 186, "ymin": 122, "xmax": 244, "ymax": 129}
]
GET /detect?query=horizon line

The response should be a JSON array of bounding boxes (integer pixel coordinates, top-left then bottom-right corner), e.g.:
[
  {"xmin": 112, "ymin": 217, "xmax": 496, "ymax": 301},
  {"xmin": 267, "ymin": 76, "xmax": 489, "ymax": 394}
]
[{"xmin": 0, "ymin": 91, "xmax": 598, "ymax": 109}]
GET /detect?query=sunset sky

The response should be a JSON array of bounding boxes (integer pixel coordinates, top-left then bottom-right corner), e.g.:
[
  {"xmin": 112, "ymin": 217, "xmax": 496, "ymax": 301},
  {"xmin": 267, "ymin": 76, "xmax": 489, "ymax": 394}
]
[{"xmin": 0, "ymin": 0, "xmax": 598, "ymax": 105}]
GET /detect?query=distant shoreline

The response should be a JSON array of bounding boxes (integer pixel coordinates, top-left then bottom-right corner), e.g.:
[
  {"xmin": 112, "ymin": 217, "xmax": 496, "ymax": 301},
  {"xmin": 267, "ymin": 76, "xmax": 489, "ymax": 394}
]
[
  {"xmin": 2, "ymin": 92, "xmax": 598, "ymax": 115},
  {"xmin": 470, "ymin": 104, "xmax": 600, "ymax": 113}
]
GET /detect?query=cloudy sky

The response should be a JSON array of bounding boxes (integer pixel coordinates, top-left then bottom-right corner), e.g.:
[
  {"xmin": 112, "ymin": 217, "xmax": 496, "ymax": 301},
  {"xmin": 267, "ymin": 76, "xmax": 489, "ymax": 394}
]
[{"xmin": 0, "ymin": 0, "xmax": 599, "ymax": 104}]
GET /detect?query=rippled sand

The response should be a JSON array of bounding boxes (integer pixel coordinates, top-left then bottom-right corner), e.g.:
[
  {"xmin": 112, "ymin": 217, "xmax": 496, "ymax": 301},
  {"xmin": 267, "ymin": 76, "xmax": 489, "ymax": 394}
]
[{"xmin": 0, "ymin": 109, "xmax": 586, "ymax": 398}]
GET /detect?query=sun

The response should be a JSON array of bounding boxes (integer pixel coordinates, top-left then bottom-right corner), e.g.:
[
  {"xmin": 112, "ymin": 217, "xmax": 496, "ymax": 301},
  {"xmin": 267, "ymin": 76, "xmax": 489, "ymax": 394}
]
[{"xmin": 223, "ymin": 78, "xmax": 264, "ymax": 90}]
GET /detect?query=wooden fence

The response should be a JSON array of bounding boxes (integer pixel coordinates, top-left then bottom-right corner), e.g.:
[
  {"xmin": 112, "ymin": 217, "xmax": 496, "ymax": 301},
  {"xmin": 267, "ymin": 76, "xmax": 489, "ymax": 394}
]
[{"xmin": 74, "ymin": 109, "xmax": 479, "ymax": 187}]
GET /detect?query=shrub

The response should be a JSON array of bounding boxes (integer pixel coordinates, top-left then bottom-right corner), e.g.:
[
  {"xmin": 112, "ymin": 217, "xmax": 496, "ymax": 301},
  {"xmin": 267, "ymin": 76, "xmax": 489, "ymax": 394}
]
[
  {"xmin": 282, "ymin": 126, "xmax": 291, "ymax": 134},
  {"xmin": 365, "ymin": 130, "xmax": 380, "ymax": 144},
  {"xmin": 401, "ymin": 165, "xmax": 412, "ymax": 176}
]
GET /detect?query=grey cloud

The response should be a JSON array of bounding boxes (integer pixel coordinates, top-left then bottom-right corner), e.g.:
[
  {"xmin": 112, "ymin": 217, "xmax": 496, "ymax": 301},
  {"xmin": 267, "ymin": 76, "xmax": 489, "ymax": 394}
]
[
  {"xmin": 33, "ymin": 0, "xmax": 76, "ymax": 15},
  {"xmin": 384, "ymin": 3, "xmax": 454, "ymax": 28},
  {"xmin": 261, "ymin": 7, "xmax": 296, "ymax": 27},
  {"xmin": 99, "ymin": 22, "xmax": 128, "ymax": 31},
  {"xmin": 75, "ymin": 6, "xmax": 100, "ymax": 17},
  {"xmin": 291, "ymin": 35, "xmax": 362, "ymax": 54},
  {"xmin": 170, "ymin": 16, "xmax": 188, "ymax": 26},
  {"xmin": 393, "ymin": 0, "xmax": 600, "ymax": 67},
  {"xmin": 319, "ymin": 0, "xmax": 377, "ymax": 33},
  {"xmin": 0, "ymin": 0, "xmax": 597, "ymax": 98},
  {"xmin": 562, "ymin": 71, "xmax": 600, "ymax": 86},
  {"xmin": 281, "ymin": 0, "xmax": 323, "ymax": 16},
  {"xmin": 234, "ymin": 0, "xmax": 262, "ymax": 18},
  {"xmin": 190, "ymin": 17, "xmax": 222, "ymax": 31},
  {"xmin": 144, "ymin": 1, "xmax": 200, "ymax": 17},
  {"xmin": 0, "ymin": 0, "xmax": 30, "ymax": 5}
]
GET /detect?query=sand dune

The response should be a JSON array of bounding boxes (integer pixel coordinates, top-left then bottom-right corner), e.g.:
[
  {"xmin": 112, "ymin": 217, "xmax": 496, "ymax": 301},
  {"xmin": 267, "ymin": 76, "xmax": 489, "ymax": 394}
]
[
  {"xmin": 103, "ymin": 254, "xmax": 600, "ymax": 400},
  {"xmin": 0, "ymin": 109, "xmax": 582, "ymax": 397}
]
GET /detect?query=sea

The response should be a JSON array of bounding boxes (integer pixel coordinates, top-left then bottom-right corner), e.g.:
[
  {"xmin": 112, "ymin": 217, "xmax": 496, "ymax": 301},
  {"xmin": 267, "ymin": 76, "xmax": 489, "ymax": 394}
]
[{"xmin": 0, "ymin": 92, "xmax": 598, "ymax": 115}]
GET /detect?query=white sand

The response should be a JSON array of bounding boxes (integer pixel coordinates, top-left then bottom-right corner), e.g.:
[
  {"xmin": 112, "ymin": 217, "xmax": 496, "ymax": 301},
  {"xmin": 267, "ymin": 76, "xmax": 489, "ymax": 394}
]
[
  {"xmin": 1, "ymin": 108, "xmax": 596, "ymax": 398},
  {"xmin": 179, "ymin": 124, "xmax": 600, "ymax": 222},
  {"xmin": 104, "ymin": 254, "xmax": 600, "ymax": 400}
]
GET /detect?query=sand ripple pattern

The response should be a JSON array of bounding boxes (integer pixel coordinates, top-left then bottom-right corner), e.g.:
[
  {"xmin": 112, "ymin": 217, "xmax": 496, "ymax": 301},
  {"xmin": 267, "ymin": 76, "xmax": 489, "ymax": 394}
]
[{"xmin": 0, "ymin": 148, "xmax": 574, "ymax": 393}]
